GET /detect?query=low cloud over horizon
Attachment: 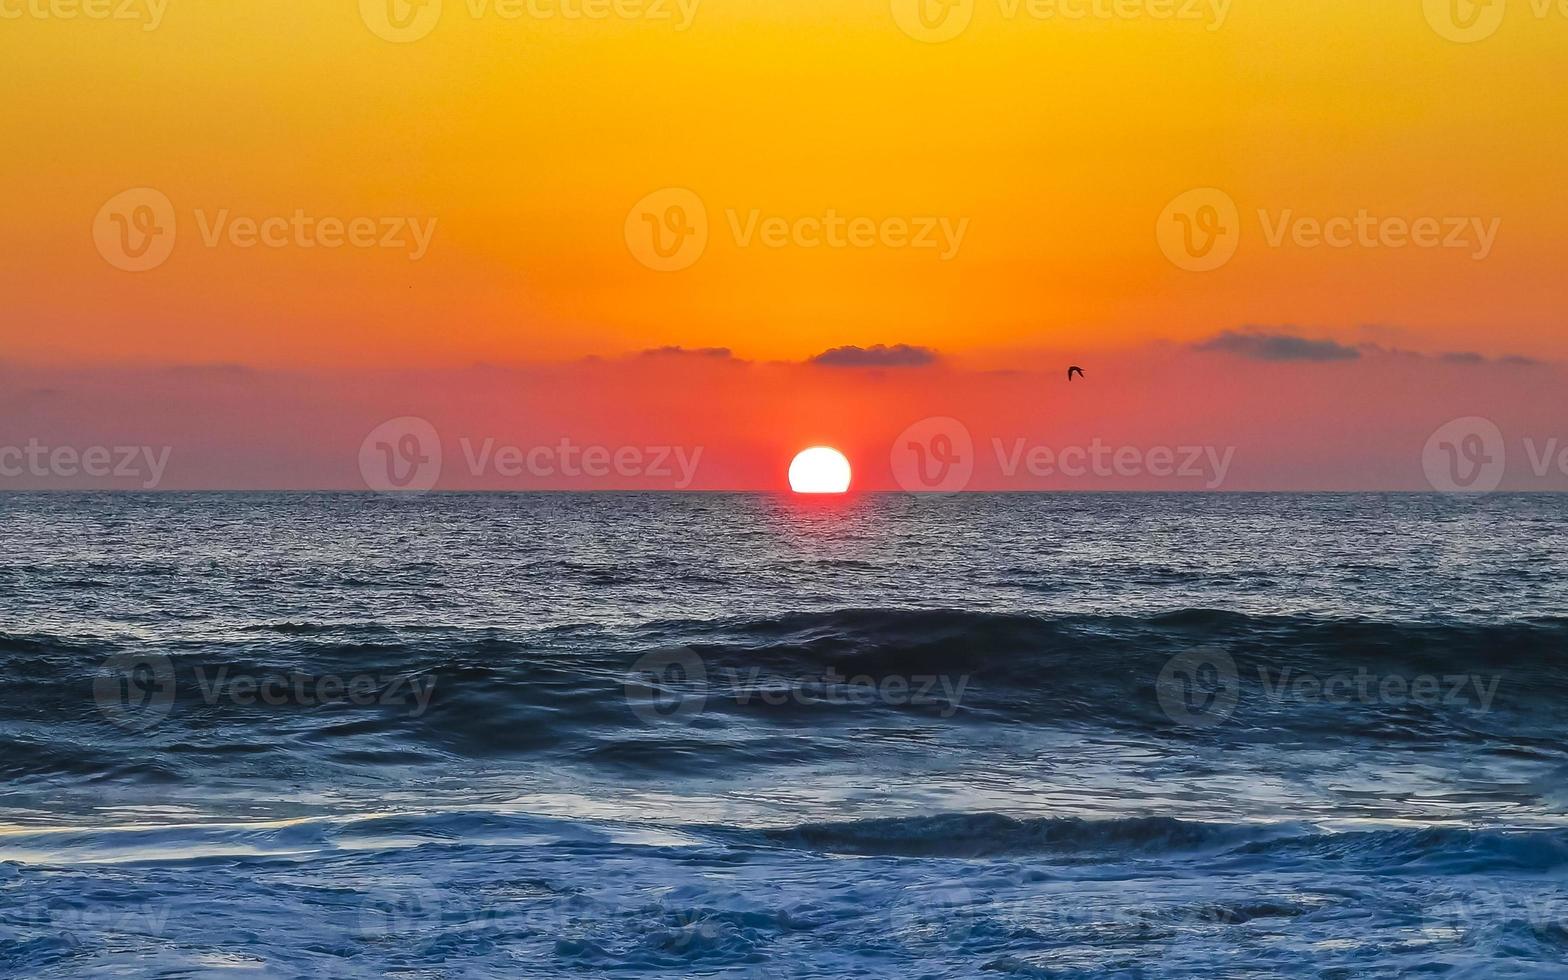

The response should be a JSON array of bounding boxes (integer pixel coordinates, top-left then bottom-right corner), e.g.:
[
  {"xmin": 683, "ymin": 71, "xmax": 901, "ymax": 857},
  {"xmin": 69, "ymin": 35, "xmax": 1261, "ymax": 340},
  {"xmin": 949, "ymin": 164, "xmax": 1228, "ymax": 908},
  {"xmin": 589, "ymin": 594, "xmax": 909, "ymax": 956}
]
[
  {"xmin": 1194, "ymin": 328, "xmax": 1545, "ymax": 367},
  {"xmin": 1193, "ymin": 330, "xmax": 1362, "ymax": 362},
  {"xmin": 809, "ymin": 344, "xmax": 941, "ymax": 368},
  {"xmin": 3, "ymin": 343, "xmax": 1563, "ymax": 492},
  {"xmin": 638, "ymin": 346, "xmax": 738, "ymax": 360}
]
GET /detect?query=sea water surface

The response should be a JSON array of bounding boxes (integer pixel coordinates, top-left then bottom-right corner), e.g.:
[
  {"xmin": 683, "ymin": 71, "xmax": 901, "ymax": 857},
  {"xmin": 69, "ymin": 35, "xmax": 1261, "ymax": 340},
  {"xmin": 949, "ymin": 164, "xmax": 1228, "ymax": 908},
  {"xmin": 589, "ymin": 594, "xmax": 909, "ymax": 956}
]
[{"xmin": 1, "ymin": 492, "xmax": 1566, "ymax": 977}]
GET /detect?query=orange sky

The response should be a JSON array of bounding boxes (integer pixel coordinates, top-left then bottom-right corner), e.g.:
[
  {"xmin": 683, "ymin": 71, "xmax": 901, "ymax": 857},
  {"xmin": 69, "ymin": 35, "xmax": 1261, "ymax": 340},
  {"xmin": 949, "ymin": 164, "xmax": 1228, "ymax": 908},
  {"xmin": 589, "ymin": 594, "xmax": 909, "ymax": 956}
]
[{"xmin": 1, "ymin": 0, "xmax": 1565, "ymax": 489}]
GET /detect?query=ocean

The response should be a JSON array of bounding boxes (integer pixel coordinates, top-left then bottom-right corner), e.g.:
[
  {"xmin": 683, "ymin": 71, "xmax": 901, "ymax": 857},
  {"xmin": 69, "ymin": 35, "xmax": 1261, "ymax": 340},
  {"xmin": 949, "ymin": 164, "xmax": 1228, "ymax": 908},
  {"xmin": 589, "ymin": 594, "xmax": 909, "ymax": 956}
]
[{"xmin": 1, "ymin": 492, "xmax": 1565, "ymax": 977}]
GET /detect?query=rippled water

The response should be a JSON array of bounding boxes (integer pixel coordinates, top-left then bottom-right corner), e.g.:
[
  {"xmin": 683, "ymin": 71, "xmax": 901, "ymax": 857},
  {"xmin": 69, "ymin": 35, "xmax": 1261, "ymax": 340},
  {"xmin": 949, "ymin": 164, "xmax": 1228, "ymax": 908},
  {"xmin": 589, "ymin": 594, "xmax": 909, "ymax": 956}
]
[{"xmin": 2, "ymin": 492, "xmax": 1566, "ymax": 977}]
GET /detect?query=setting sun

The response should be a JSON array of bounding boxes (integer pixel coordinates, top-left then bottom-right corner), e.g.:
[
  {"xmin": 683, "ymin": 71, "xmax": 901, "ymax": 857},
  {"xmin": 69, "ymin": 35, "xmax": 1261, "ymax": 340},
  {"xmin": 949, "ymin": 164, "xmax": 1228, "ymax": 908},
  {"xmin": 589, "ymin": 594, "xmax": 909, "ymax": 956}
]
[{"xmin": 788, "ymin": 447, "xmax": 852, "ymax": 494}]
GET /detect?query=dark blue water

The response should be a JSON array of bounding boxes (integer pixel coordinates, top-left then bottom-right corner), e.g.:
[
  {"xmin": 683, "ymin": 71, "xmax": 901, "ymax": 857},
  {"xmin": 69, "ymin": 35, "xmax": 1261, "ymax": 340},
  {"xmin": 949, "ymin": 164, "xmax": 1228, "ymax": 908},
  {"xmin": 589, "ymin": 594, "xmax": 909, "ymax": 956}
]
[{"xmin": 2, "ymin": 493, "xmax": 1566, "ymax": 977}]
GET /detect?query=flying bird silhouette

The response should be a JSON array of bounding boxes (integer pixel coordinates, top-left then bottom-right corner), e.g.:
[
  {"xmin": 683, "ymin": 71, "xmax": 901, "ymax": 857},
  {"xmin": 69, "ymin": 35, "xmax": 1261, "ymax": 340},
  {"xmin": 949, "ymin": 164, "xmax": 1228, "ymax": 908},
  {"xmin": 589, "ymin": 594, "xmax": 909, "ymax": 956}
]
[{"xmin": 1067, "ymin": 366, "xmax": 1085, "ymax": 381}]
